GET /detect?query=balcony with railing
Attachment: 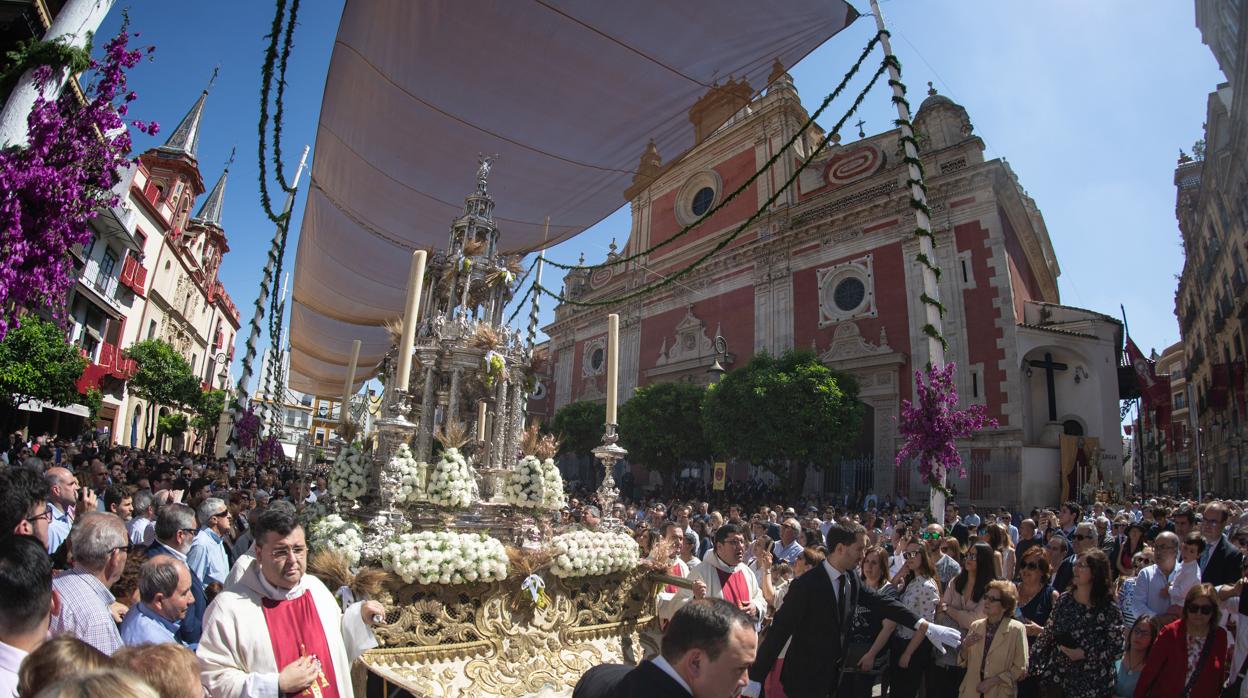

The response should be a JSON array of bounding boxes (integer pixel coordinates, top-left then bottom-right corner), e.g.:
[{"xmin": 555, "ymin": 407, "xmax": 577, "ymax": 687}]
[{"xmin": 76, "ymin": 341, "xmax": 138, "ymax": 394}]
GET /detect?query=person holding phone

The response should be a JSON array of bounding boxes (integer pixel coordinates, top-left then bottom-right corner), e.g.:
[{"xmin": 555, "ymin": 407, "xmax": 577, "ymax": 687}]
[{"xmin": 1028, "ymin": 549, "xmax": 1123, "ymax": 698}]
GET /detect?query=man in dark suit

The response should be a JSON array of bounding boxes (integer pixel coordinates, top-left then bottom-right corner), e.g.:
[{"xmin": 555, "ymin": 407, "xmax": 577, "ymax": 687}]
[
  {"xmin": 945, "ymin": 503, "xmax": 969, "ymax": 549},
  {"xmin": 1199, "ymin": 501, "xmax": 1244, "ymax": 587},
  {"xmin": 573, "ymin": 599, "xmax": 756, "ymax": 698},
  {"xmin": 147, "ymin": 502, "xmax": 206, "ymax": 647},
  {"xmin": 743, "ymin": 521, "xmax": 961, "ymax": 697}
]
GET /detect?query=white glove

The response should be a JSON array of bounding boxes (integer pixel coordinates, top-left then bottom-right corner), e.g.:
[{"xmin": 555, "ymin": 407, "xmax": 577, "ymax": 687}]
[
  {"xmin": 740, "ymin": 680, "xmax": 762, "ymax": 697},
  {"xmin": 923, "ymin": 620, "xmax": 962, "ymax": 656}
]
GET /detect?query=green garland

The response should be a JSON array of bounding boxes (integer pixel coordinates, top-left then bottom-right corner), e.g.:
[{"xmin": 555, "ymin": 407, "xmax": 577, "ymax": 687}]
[
  {"xmin": 1, "ymin": 35, "xmax": 92, "ymax": 88},
  {"xmin": 536, "ymin": 58, "xmax": 890, "ymax": 308},
  {"xmin": 256, "ymin": 0, "xmax": 301, "ymax": 225},
  {"xmin": 541, "ymin": 30, "xmax": 889, "ymax": 274}
]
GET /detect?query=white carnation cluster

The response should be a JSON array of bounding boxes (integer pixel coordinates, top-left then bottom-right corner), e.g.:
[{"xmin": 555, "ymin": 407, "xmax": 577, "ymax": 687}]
[
  {"xmin": 425, "ymin": 447, "xmax": 476, "ymax": 508},
  {"xmin": 504, "ymin": 455, "xmax": 566, "ymax": 510},
  {"xmin": 328, "ymin": 444, "xmax": 369, "ymax": 501},
  {"xmin": 380, "ymin": 530, "xmax": 509, "ymax": 585},
  {"xmin": 550, "ymin": 530, "xmax": 639, "ymax": 578},
  {"xmin": 308, "ymin": 514, "xmax": 364, "ymax": 567},
  {"xmin": 393, "ymin": 443, "xmax": 428, "ymax": 503}
]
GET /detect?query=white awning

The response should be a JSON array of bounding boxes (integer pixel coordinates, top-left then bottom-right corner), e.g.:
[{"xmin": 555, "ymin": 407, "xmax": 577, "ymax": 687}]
[
  {"xmin": 287, "ymin": 0, "xmax": 859, "ymax": 396},
  {"xmin": 18, "ymin": 400, "xmax": 91, "ymax": 418}
]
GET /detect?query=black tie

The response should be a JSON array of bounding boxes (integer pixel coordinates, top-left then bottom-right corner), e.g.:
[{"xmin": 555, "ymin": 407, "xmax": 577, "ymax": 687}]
[{"xmin": 837, "ymin": 573, "xmax": 848, "ymax": 623}]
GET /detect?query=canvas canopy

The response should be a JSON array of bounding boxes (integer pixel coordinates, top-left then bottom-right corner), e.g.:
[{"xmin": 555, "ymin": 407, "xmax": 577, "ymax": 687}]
[{"xmin": 288, "ymin": 0, "xmax": 859, "ymax": 395}]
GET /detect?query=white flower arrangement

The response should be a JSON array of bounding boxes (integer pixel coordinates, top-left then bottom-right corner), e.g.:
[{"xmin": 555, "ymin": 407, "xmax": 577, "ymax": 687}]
[
  {"xmin": 328, "ymin": 443, "xmax": 369, "ymax": 501},
  {"xmin": 380, "ymin": 530, "xmax": 509, "ymax": 585},
  {"xmin": 505, "ymin": 455, "xmax": 566, "ymax": 510},
  {"xmin": 393, "ymin": 443, "xmax": 428, "ymax": 503},
  {"xmin": 550, "ymin": 530, "xmax": 639, "ymax": 578},
  {"xmin": 308, "ymin": 514, "xmax": 364, "ymax": 567},
  {"xmin": 425, "ymin": 446, "xmax": 476, "ymax": 508}
]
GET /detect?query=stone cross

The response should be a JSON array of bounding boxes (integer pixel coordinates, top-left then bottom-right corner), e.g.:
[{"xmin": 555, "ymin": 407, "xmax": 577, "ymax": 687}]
[{"xmin": 1028, "ymin": 352, "xmax": 1068, "ymax": 422}]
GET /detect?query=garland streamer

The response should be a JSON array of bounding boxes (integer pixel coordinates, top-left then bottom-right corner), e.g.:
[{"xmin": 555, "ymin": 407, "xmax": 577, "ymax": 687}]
[
  {"xmin": 256, "ymin": 0, "xmax": 301, "ymax": 224},
  {"xmin": 534, "ymin": 57, "xmax": 890, "ymax": 308},
  {"xmin": 540, "ymin": 31, "xmax": 889, "ymax": 274}
]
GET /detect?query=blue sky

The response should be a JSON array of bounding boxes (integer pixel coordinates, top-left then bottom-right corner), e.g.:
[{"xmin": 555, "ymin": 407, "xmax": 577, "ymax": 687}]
[{"xmin": 97, "ymin": 2, "xmax": 1223, "ymax": 391}]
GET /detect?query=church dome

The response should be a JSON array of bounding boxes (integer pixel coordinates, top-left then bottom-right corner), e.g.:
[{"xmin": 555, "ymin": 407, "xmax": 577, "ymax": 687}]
[{"xmin": 913, "ymin": 82, "xmax": 973, "ymax": 151}]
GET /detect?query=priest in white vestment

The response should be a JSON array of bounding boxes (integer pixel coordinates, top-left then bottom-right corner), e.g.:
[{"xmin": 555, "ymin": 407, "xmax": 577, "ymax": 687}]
[
  {"xmin": 197, "ymin": 507, "xmax": 384, "ymax": 698},
  {"xmin": 655, "ymin": 522, "xmax": 693, "ymax": 631},
  {"xmin": 660, "ymin": 523, "xmax": 766, "ymax": 624}
]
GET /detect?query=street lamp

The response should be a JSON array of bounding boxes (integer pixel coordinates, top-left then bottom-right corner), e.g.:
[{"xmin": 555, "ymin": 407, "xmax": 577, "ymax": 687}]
[{"xmin": 707, "ymin": 335, "xmax": 728, "ymax": 379}]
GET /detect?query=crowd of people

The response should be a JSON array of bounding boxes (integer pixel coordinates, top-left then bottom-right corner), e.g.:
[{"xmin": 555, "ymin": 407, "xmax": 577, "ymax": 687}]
[{"xmin": 6, "ymin": 431, "xmax": 1248, "ymax": 697}]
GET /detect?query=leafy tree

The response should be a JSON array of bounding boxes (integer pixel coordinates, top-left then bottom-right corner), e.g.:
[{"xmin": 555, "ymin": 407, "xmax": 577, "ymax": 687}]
[
  {"xmin": 126, "ymin": 339, "xmax": 200, "ymax": 449},
  {"xmin": 82, "ymin": 387, "xmax": 103, "ymax": 424},
  {"xmin": 0, "ymin": 315, "xmax": 86, "ymax": 426},
  {"xmin": 550, "ymin": 400, "xmax": 606, "ymax": 458},
  {"xmin": 619, "ymin": 381, "xmax": 709, "ymax": 492},
  {"xmin": 702, "ymin": 350, "xmax": 864, "ymax": 499},
  {"xmin": 191, "ymin": 389, "xmax": 226, "ymax": 452},
  {"xmin": 157, "ymin": 412, "xmax": 188, "ymax": 450}
]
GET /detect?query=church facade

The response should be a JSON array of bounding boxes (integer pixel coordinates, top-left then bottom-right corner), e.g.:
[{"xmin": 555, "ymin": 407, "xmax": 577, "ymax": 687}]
[{"xmin": 532, "ymin": 72, "xmax": 1123, "ymax": 509}]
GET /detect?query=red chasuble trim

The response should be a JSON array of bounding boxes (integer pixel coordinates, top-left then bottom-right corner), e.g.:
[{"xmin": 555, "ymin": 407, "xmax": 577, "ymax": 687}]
[
  {"xmin": 715, "ymin": 567, "xmax": 750, "ymax": 607},
  {"xmin": 261, "ymin": 592, "xmax": 340, "ymax": 698}
]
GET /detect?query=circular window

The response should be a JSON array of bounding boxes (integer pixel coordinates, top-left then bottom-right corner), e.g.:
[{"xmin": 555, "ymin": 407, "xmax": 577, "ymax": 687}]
[
  {"xmin": 691, "ymin": 187, "xmax": 715, "ymax": 217},
  {"xmin": 590, "ymin": 347, "xmax": 605, "ymax": 371},
  {"xmin": 833, "ymin": 277, "xmax": 866, "ymax": 312}
]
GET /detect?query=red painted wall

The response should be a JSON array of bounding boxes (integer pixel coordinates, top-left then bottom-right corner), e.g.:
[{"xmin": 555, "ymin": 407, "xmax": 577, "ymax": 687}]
[
  {"xmin": 648, "ymin": 148, "xmax": 760, "ymax": 261},
  {"xmin": 956, "ymin": 220, "xmax": 1009, "ymax": 424},
  {"xmin": 999, "ymin": 206, "xmax": 1042, "ymax": 322},
  {"xmin": 636, "ymin": 285, "xmax": 756, "ymax": 384},
  {"xmin": 791, "ymin": 241, "xmax": 912, "ymax": 403}
]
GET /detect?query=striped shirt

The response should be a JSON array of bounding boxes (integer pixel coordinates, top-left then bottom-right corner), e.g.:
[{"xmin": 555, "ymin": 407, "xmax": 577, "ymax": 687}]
[{"xmin": 49, "ymin": 567, "xmax": 122, "ymax": 655}]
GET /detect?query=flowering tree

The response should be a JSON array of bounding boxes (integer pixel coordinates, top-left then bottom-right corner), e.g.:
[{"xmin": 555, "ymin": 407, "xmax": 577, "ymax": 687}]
[
  {"xmin": 234, "ymin": 406, "xmax": 261, "ymax": 451},
  {"xmin": 895, "ymin": 363, "xmax": 998, "ymax": 498},
  {"xmin": 258, "ymin": 435, "xmax": 285, "ymax": 466},
  {"xmin": 0, "ymin": 20, "xmax": 157, "ymax": 340}
]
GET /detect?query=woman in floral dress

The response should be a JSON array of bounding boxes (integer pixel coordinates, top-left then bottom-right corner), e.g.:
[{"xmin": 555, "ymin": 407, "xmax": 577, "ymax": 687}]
[
  {"xmin": 1030, "ymin": 549, "xmax": 1124, "ymax": 698},
  {"xmin": 887, "ymin": 539, "xmax": 941, "ymax": 698}
]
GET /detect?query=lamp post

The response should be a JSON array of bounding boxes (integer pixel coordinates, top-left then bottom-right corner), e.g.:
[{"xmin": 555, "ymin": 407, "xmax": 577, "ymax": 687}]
[{"xmin": 707, "ymin": 335, "xmax": 728, "ymax": 381}]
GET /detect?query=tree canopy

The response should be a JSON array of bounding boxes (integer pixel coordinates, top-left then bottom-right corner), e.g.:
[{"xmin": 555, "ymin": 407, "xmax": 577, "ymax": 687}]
[
  {"xmin": 702, "ymin": 350, "xmax": 864, "ymax": 498},
  {"xmin": 0, "ymin": 315, "xmax": 86, "ymax": 410},
  {"xmin": 125, "ymin": 339, "xmax": 201, "ymax": 409},
  {"xmin": 550, "ymin": 400, "xmax": 606, "ymax": 458},
  {"xmin": 619, "ymin": 381, "xmax": 708, "ymax": 488}
]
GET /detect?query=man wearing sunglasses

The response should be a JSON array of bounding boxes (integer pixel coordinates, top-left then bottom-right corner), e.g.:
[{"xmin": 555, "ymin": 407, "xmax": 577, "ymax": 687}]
[
  {"xmin": 1198, "ymin": 501, "xmax": 1243, "ymax": 587},
  {"xmin": 921, "ymin": 523, "xmax": 961, "ymax": 587}
]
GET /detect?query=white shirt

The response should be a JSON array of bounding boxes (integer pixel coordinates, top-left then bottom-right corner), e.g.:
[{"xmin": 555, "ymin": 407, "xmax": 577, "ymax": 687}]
[
  {"xmin": 0, "ymin": 640, "xmax": 27, "ymax": 698},
  {"xmin": 824, "ymin": 559, "xmax": 849, "ymax": 606},
  {"xmin": 650, "ymin": 655, "xmax": 692, "ymax": 695}
]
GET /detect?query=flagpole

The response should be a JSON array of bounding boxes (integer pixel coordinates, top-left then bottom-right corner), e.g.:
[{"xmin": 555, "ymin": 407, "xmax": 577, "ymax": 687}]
[
  {"xmin": 218, "ymin": 145, "xmax": 310, "ymax": 460},
  {"xmin": 870, "ymin": 0, "xmax": 949, "ymax": 525}
]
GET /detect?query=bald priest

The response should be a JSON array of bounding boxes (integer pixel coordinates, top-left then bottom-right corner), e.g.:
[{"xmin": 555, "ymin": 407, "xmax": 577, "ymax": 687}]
[{"xmin": 197, "ymin": 506, "xmax": 385, "ymax": 698}]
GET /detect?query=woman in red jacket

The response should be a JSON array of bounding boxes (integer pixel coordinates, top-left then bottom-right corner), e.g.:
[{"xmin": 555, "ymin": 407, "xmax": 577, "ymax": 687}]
[{"xmin": 1135, "ymin": 583, "xmax": 1230, "ymax": 698}]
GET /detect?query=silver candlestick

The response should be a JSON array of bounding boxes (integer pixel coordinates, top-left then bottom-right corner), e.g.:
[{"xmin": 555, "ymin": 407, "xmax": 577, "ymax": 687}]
[
  {"xmin": 591, "ymin": 423, "xmax": 627, "ymax": 533},
  {"xmin": 362, "ymin": 389, "xmax": 417, "ymax": 561}
]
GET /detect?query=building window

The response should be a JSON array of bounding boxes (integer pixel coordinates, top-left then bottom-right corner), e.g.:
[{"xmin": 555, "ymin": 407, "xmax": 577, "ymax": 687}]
[
  {"xmin": 691, "ymin": 187, "xmax": 715, "ymax": 217},
  {"xmin": 817, "ymin": 254, "xmax": 877, "ymax": 327},
  {"xmin": 832, "ymin": 277, "xmax": 866, "ymax": 313},
  {"xmin": 674, "ymin": 170, "xmax": 723, "ymax": 227},
  {"xmin": 147, "ymin": 320, "xmax": 157, "ymax": 340},
  {"xmin": 99, "ymin": 249, "xmax": 117, "ymax": 282},
  {"xmin": 972, "ymin": 371, "xmax": 979, "ymax": 398}
]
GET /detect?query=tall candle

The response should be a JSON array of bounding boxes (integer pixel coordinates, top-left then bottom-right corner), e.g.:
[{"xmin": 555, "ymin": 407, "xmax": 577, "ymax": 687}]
[
  {"xmin": 341, "ymin": 339, "xmax": 361, "ymax": 423},
  {"xmin": 477, "ymin": 400, "xmax": 488, "ymax": 442},
  {"xmin": 396, "ymin": 250, "xmax": 427, "ymax": 391},
  {"xmin": 606, "ymin": 313, "xmax": 619, "ymax": 425}
]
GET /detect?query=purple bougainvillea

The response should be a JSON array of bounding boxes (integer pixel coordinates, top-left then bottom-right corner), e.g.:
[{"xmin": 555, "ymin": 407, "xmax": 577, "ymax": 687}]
[
  {"xmin": 258, "ymin": 435, "xmax": 285, "ymax": 465},
  {"xmin": 896, "ymin": 363, "xmax": 998, "ymax": 485},
  {"xmin": 0, "ymin": 20, "xmax": 158, "ymax": 340},
  {"xmin": 235, "ymin": 406, "xmax": 261, "ymax": 451}
]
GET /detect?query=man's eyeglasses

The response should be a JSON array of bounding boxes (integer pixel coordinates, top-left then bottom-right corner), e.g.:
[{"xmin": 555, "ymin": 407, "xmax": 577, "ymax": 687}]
[
  {"xmin": 179, "ymin": 527, "xmax": 198, "ymax": 537},
  {"xmin": 24, "ymin": 509, "xmax": 53, "ymax": 524},
  {"xmin": 920, "ymin": 532, "xmax": 941, "ymax": 540}
]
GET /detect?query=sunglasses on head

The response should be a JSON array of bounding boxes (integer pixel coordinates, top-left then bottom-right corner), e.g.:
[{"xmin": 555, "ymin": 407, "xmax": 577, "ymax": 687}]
[{"xmin": 1186, "ymin": 603, "xmax": 1215, "ymax": 615}]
